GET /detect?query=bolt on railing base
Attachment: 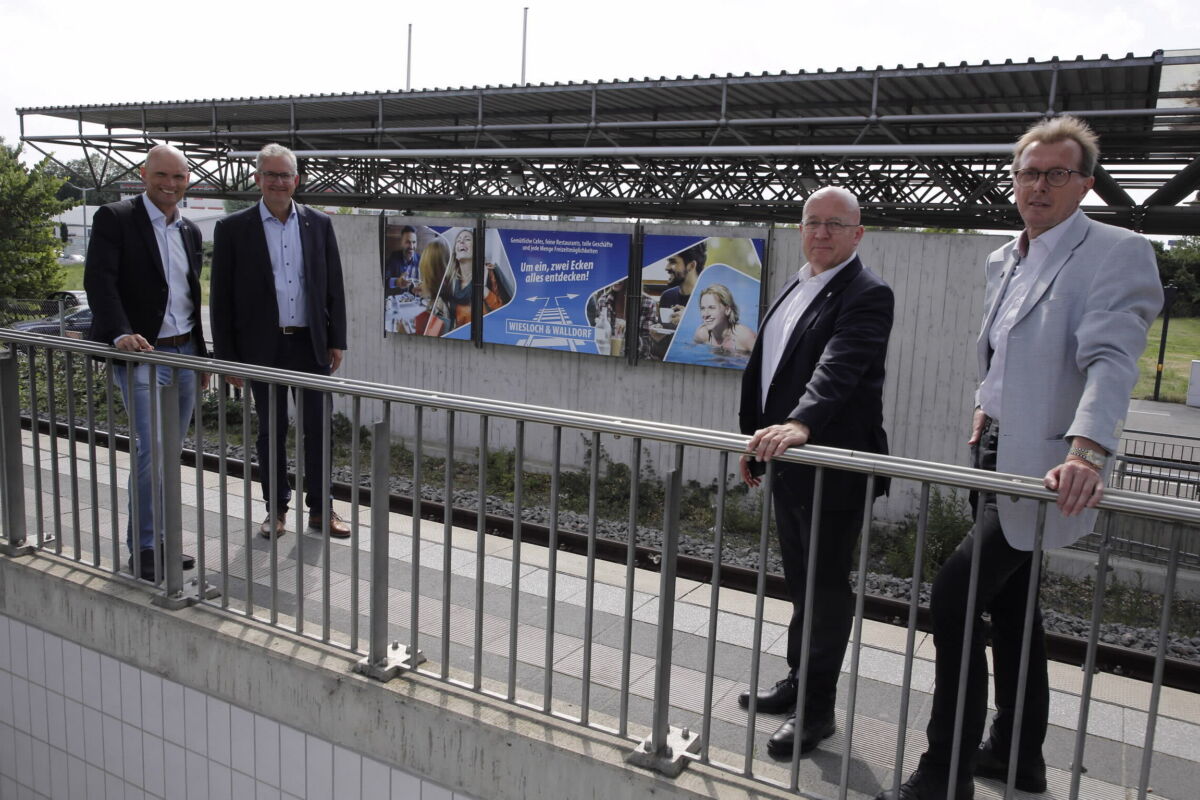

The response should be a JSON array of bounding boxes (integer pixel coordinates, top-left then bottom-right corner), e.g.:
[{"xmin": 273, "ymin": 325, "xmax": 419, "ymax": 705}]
[
  {"xmin": 355, "ymin": 641, "xmax": 426, "ymax": 682},
  {"xmin": 626, "ymin": 726, "xmax": 700, "ymax": 777},
  {"xmin": 0, "ymin": 541, "xmax": 34, "ymax": 557},
  {"xmin": 194, "ymin": 579, "xmax": 222, "ymax": 601}
]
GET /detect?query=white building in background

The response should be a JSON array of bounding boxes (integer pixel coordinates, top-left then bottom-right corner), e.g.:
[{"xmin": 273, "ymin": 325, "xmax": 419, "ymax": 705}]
[{"xmin": 52, "ymin": 183, "xmax": 227, "ymax": 258}]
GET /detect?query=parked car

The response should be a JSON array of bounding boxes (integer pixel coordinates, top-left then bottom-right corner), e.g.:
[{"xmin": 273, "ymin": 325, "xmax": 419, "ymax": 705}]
[
  {"xmin": 46, "ymin": 289, "xmax": 87, "ymax": 308},
  {"xmin": 10, "ymin": 305, "xmax": 93, "ymax": 338}
]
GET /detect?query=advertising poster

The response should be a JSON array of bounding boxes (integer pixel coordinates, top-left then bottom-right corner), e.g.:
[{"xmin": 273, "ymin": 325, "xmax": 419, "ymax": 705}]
[
  {"xmin": 381, "ymin": 221, "xmax": 508, "ymax": 341},
  {"xmin": 481, "ymin": 229, "xmax": 633, "ymax": 355},
  {"xmin": 639, "ymin": 235, "xmax": 765, "ymax": 369}
]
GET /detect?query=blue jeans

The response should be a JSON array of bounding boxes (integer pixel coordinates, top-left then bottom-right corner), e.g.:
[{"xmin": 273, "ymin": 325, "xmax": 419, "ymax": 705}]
[{"xmin": 113, "ymin": 340, "xmax": 197, "ymax": 554}]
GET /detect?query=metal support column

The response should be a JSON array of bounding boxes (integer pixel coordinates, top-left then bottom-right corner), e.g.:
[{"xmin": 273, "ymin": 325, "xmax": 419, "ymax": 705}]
[
  {"xmin": 626, "ymin": 465, "xmax": 700, "ymax": 776},
  {"xmin": 0, "ymin": 349, "xmax": 31, "ymax": 555},
  {"xmin": 152, "ymin": 382, "xmax": 191, "ymax": 609}
]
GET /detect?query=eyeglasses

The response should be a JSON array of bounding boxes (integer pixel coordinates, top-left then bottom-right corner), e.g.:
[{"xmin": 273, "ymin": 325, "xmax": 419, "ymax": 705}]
[
  {"xmin": 802, "ymin": 220, "xmax": 857, "ymax": 233},
  {"xmin": 259, "ymin": 170, "xmax": 296, "ymax": 182},
  {"xmin": 1012, "ymin": 168, "xmax": 1087, "ymax": 188}
]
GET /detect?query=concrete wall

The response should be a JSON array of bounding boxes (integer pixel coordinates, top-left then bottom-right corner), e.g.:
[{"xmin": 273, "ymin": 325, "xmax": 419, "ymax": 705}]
[
  {"xmin": 0, "ymin": 555, "xmax": 797, "ymax": 800},
  {"xmin": 331, "ymin": 215, "xmax": 1007, "ymax": 521}
]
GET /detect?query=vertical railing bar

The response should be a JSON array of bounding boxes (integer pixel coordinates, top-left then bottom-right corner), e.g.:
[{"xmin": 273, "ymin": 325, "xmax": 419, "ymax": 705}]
[
  {"xmin": 295, "ymin": 388, "xmax": 305, "ymax": 636},
  {"xmin": 349, "ymin": 396, "xmax": 362, "ymax": 651},
  {"xmin": 368, "ymin": 409, "xmax": 392, "ymax": 670},
  {"xmin": 1136, "ymin": 523, "xmax": 1180, "ymax": 800},
  {"xmin": 64, "ymin": 352, "xmax": 81, "ymax": 559},
  {"xmin": 742, "ymin": 464, "xmax": 774, "ymax": 777},
  {"xmin": 105, "ymin": 360, "xmax": 118, "ymax": 570},
  {"xmin": 945, "ymin": 480, "xmax": 990, "ymax": 800},
  {"xmin": 1070, "ymin": 512, "xmax": 1112, "ymax": 800},
  {"xmin": 790, "ymin": 466, "xmax": 825, "ymax": 789},
  {"xmin": 891, "ymin": 482, "xmax": 930, "ymax": 795},
  {"xmin": 441, "ymin": 410, "xmax": 455, "ymax": 679},
  {"xmin": 242, "ymin": 388, "xmax": 255, "ymax": 617},
  {"xmin": 193, "ymin": 368, "xmax": 206, "ymax": 600},
  {"xmin": 268, "ymin": 382, "xmax": 279, "ymax": 624},
  {"xmin": 147, "ymin": 364, "xmax": 162, "ymax": 584},
  {"xmin": 699, "ymin": 450, "xmax": 729, "ymax": 761},
  {"xmin": 46, "ymin": 349, "xmax": 63, "ymax": 554},
  {"xmin": 543, "ymin": 426, "xmax": 562, "ymax": 712},
  {"xmin": 506, "ymin": 420, "xmax": 524, "ymax": 701},
  {"xmin": 838, "ymin": 474, "xmax": 877, "ymax": 799},
  {"xmin": 473, "ymin": 415, "xmax": 488, "ymax": 691},
  {"xmin": 322, "ymin": 392, "xmax": 332, "ymax": 642},
  {"xmin": 84, "ymin": 357, "xmax": 101, "ymax": 566},
  {"xmin": 28, "ymin": 346, "xmax": 46, "ymax": 547},
  {"xmin": 410, "ymin": 405, "xmax": 423, "ymax": 666},
  {"xmin": 158, "ymin": 381, "xmax": 184, "ymax": 598},
  {"xmin": 618, "ymin": 437, "xmax": 642, "ymax": 738},
  {"xmin": 1003, "ymin": 501, "xmax": 1047, "ymax": 800},
  {"xmin": 218, "ymin": 381, "xmax": 230, "ymax": 607},
  {"xmin": 648, "ymin": 459, "xmax": 683, "ymax": 752},
  {"xmin": 580, "ymin": 430, "xmax": 601, "ymax": 725}
]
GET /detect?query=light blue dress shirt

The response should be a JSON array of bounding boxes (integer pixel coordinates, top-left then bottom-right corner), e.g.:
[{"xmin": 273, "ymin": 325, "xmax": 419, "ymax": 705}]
[{"xmin": 258, "ymin": 200, "xmax": 307, "ymax": 327}]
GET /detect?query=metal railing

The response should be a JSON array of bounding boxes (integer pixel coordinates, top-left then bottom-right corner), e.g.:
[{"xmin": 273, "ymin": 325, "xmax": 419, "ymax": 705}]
[{"xmin": 2, "ymin": 328, "xmax": 1200, "ymax": 800}]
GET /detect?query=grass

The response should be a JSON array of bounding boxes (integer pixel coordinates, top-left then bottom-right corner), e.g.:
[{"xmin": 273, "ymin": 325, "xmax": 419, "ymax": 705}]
[{"xmin": 1136, "ymin": 317, "xmax": 1199, "ymax": 403}]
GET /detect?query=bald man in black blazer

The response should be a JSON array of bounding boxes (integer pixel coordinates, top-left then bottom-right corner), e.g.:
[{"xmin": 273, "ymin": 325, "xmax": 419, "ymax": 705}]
[{"xmin": 737, "ymin": 186, "xmax": 893, "ymax": 759}]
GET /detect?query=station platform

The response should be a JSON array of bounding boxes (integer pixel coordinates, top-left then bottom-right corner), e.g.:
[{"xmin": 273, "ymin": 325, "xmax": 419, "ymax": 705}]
[{"xmin": 14, "ymin": 430, "xmax": 1200, "ymax": 799}]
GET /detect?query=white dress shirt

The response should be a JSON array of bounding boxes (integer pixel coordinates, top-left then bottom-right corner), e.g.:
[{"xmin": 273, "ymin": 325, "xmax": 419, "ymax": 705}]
[
  {"xmin": 978, "ymin": 208, "xmax": 1082, "ymax": 420},
  {"xmin": 140, "ymin": 193, "xmax": 193, "ymax": 340},
  {"xmin": 760, "ymin": 254, "xmax": 856, "ymax": 410}
]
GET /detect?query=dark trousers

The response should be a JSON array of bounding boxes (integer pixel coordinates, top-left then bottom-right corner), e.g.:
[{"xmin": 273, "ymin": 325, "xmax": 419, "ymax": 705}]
[
  {"xmin": 249, "ymin": 329, "xmax": 331, "ymax": 516},
  {"xmin": 772, "ymin": 464, "xmax": 864, "ymax": 715},
  {"xmin": 923, "ymin": 418, "xmax": 1049, "ymax": 777}
]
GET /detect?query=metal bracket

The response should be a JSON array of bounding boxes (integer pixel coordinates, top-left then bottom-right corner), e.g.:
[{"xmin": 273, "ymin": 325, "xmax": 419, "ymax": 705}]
[
  {"xmin": 626, "ymin": 725, "xmax": 701, "ymax": 778},
  {"xmin": 151, "ymin": 590, "xmax": 192, "ymax": 611},
  {"xmin": 0, "ymin": 541, "xmax": 34, "ymax": 557},
  {"xmin": 354, "ymin": 641, "xmax": 425, "ymax": 682}
]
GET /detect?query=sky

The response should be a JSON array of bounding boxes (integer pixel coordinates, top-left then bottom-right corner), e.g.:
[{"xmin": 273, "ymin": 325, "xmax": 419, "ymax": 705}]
[{"xmin": 3, "ymin": 0, "xmax": 1197, "ymax": 164}]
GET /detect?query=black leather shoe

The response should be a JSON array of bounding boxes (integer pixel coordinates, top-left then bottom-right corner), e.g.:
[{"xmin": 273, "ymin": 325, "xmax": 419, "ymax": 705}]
[
  {"xmin": 765, "ymin": 710, "xmax": 835, "ymax": 757},
  {"xmin": 129, "ymin": 549, "xmax": 157, "ymax": 581},
  {"xmin": 738, "ymin": 676, "xmax": 797, "ymax": 715},
  {"xmin": 181, "ymin": 552, "xmax": 195, "ymax": 570},
  {"xmin": 973, "ymin": 738, "xmax": 1047, "ymax": 793},
  {"xmin": 874, "ymin": 767, "xmax": 975, "ymax": 800}
]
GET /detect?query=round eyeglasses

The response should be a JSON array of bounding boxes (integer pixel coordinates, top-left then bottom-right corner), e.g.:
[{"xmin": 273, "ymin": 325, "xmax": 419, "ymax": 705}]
[{"xmin": 1012, "ymin": 168, "xmax": 1087, "ymax": 188}]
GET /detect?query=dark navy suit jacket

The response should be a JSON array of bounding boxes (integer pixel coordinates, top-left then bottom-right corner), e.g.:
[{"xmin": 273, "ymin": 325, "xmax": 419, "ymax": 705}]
[{"xmin": 210, "ymin": 202, "xmax": 347, "ymax": 368}]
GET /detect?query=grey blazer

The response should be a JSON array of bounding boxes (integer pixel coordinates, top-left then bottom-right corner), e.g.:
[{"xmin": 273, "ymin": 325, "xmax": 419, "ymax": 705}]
[{"xmin": 976, "ymin": 211, "xmax": 1162, "ymax": 550}]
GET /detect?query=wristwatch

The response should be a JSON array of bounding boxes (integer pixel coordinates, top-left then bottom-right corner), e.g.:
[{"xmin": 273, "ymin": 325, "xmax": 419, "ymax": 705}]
[{"xmin": 1067, "ymin": 446, "xmax": 1106, "ymax": 470}]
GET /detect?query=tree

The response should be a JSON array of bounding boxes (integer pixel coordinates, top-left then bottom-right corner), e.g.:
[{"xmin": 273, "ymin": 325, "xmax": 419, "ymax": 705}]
[
  {"xmin": 0, "ymin": 139, "xmax": 71, "ymax": 298},
  {"xmin": 1153, "ymin": 237, "xmax": 1200, "ymax": 317},
  {"xmin": 45, "ymin": 152, "xmax": 135, "ymax": 206}
]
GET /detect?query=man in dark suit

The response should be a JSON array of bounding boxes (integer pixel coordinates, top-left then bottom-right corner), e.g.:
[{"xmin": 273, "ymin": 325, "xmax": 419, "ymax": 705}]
[
  {"xmin": 84, "ymin": 144, "xmax": 207, "ymax": 580},
  {"xmin": 737, "ymin": 186, "xmax": 894, "ymax": 758},
  {"xmin": 210, "ymin": 143, "xmax": 349, "ymax": 539}
]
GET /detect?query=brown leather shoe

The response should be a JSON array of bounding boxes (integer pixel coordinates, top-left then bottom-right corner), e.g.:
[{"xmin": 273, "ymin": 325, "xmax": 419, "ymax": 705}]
[
  {"xmin": 259, "ymin": 514, "xmax": 287, "ymax": 539},
  {"xmin": 308, "ymin": 510, "xmax": 351, "ymax": 539}
]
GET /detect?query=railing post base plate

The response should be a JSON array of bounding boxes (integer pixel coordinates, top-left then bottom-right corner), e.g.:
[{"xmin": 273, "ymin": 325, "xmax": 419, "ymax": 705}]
[
  {"xmin": 626, "ymin": 726, "xmax": 700, "ymax": 777},
  {"xmin": 151, "ymin": 591, "xmax": 194, "ymax": 611},
  {"xmin": 355, "ymin": 643, "xmax": 425, "ymax": 682},
  {"xmin": 0, "ymin": 542, "xmax": 34, "ymax": 557}
]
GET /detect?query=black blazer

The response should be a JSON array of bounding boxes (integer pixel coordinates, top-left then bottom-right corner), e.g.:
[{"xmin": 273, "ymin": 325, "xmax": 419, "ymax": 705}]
[
  {"xmin": 738, "ymin": 256, "xmax": 893, "ymax": 507},
  {"xmin": 209, "ymin": 203, "xmax": 347, "ymax": 368},
  {"xmin": 83, "ymin": 195, "xmax": 208, "ymax": 355}
]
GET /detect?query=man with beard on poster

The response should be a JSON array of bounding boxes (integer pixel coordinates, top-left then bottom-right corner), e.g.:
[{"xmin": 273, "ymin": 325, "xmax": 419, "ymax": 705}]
[{"xmin": 648, "ymin": 240, "xmax": 706, "ymax": 359}]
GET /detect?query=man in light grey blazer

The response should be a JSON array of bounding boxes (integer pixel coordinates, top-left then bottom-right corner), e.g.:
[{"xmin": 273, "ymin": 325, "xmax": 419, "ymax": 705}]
[{"xmin": 879, "ymin": 117, "xmax": 1163, "ymax": 800}]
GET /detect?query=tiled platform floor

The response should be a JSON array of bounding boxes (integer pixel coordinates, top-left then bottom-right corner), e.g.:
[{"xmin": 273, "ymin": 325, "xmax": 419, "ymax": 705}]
[{"xmin": 13, "ymin": 430, "xmax": 1200, "ymax": 799}]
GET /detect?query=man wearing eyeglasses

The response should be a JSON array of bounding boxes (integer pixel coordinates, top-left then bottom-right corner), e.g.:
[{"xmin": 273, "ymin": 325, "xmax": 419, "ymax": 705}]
[
  {"xmin": 737, "ymin": 186, "xmax": 894, "ymax": 759},
  {"xmin": 878, "ymin": 118, "xmax": 1162, "ymax": 799},
  {"xmin": 210, "ymin": 143, "xmax": 350, "ymax": 540}
]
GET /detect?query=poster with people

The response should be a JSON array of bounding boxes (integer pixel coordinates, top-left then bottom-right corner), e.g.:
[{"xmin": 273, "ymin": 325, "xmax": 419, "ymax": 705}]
[
  {"xmin": 480, "ymin": 228, "xmax": 632, "ymax": 356},
  {"xmin": 381, "ymin": 219, "xmax": 513, "ymax": 340},
  {"xmin": 639, "ymin": 234, "xmax": 765, "ymax": 369}
]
